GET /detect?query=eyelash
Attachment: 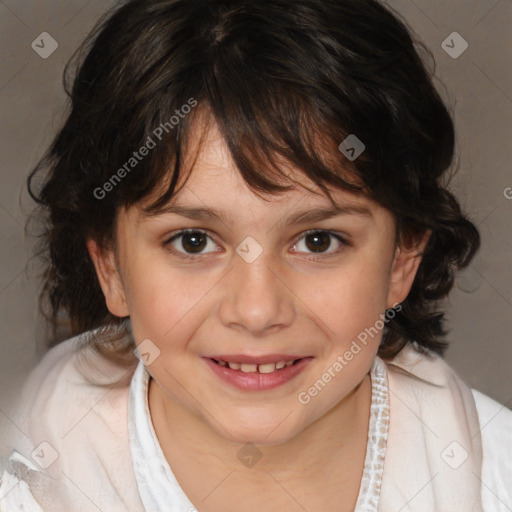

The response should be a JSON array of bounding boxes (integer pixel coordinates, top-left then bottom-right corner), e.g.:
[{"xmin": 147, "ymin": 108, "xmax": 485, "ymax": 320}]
[{"xmin": 163, "ymin": 228, "xmax": 350, "ymax": 262}]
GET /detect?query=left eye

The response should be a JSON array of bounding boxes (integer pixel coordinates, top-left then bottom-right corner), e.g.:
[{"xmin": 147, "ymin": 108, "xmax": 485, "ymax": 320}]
[
  {"xmin": 292, "ymin": 229, "xmax": 346, "ymax": 256},
  {"xmin": 164, "ymin": 229, "xmax": 347, "ymax": 259}
]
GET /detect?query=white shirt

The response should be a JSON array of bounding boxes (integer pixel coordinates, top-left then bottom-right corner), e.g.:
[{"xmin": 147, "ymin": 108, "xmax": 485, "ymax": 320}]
[{"xmin": 0, "ymin": 331, "xmax": 511, "ymax": 511}]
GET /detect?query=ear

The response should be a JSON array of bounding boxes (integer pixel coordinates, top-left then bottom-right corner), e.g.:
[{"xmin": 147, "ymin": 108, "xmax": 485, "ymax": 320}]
[
  {"xmin": 86, "ymin": 239, "xmax": 130, "ymax": 318},
  {"xmin": 386, "ymin": 230, "xmax": 431, "ymax": 308}
]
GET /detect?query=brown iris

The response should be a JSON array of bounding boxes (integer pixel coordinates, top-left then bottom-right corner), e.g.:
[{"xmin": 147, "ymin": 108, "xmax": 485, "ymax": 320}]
[
  {"xmin": 181, "ymin": 231, "xmax": 208, "ymax": 254},
  {"xmin": 304, "ymin": 232, "xmax": 331, "ymax": 253}
]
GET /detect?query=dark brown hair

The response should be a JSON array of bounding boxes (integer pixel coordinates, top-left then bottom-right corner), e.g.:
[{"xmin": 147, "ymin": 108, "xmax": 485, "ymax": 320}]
[{"xmin": 27, "ymin": 0, "xmax": 479, "ymax": 366}]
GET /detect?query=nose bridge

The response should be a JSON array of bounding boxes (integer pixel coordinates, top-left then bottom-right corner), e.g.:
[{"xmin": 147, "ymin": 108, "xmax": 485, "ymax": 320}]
[{"xmin": 218, "ymin": 243, "xmax": 295, "ymax": 335}]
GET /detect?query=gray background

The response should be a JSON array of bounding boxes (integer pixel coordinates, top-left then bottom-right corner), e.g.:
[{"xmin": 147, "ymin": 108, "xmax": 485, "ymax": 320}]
[{"xmin": 1, "ymin": 0, "xmax": 511, "ymax": 454}]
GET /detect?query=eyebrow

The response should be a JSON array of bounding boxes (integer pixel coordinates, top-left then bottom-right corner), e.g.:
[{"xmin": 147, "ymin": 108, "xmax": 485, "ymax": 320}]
[{"xmin": 143, "ymin": 203, "xmax": 372, "ymax": 226}]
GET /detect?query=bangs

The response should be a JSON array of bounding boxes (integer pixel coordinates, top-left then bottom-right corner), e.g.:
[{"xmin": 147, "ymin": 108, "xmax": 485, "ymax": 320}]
[
  {"xmin": 142, "ymin": 94, "xmax": 365, "ymax": 215},
  {"xmin": 57, "ymin": 0, "xmax": 427, "ymax": 225}
]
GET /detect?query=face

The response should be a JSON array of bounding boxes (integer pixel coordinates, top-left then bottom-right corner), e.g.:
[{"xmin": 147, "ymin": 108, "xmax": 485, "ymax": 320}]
[{"xmin": 88, "ymin": 118, "xmax": 425, "ymax": 446}]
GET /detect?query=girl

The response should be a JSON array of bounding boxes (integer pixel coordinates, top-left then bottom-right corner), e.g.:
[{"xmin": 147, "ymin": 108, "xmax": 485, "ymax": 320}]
[{"xmin": 1, "ymin": 0, "xmax": 510, "ymax": 510}]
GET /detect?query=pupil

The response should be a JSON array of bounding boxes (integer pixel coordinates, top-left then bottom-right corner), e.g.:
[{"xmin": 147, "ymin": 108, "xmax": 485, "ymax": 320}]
[
  {"xmin": 306, "ymin": 232, "xmax": 330, "ymax": 253},
  {"xmin": 183, "ymin": 232, "xmax": 206, "ymax": 253}
]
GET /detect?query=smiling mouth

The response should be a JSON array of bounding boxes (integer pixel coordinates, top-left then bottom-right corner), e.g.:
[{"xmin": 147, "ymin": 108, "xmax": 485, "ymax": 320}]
[{"xmin": 210, "ymin": 358, "xmax": 305, "ymax": 374}]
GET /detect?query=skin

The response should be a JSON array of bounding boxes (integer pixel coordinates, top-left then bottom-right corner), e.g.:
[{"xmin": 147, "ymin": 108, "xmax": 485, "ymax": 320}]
[{"xmin": 87, "ymin": 116, "xmax": 428, "ymax": 511}]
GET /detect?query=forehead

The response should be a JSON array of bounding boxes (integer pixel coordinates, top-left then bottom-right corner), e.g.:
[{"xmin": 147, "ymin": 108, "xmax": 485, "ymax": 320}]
[{"xmin": 139, "ymin": 114, "xmax": 378, "ymax": 220}]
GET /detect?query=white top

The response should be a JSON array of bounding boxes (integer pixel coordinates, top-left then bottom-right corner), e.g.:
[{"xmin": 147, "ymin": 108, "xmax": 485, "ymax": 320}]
[
  {"xmin": 129, "ymin": 353, "xmax": 390, "ymax": 512},
  {"xmin": 0, "ymin": 332, "xmax": 511, "ymax": 511}
]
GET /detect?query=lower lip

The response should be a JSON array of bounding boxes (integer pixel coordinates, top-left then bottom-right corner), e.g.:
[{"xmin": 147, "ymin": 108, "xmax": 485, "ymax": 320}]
[{"xmin": 204, "ymin": 357, "xmax": 312, "ymax": 391}]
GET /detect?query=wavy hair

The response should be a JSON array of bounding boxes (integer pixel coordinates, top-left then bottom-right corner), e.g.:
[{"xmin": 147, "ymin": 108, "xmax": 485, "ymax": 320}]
[{"xmin": 27, "ymin": 0, "xmax": 480, "ymax": 366}]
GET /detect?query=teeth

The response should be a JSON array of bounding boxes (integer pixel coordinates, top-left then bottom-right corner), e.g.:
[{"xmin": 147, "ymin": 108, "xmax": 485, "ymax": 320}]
[
  {"xmin": 258, "ymin": 363, "xmax": 276, "ymax": 374},
  {"xmin": 216, "ymin": 359, "xmax": 299, "ymax": 373},
  {"xmin": 240, "ymin": 363, "xmax": 258, "ymax": 373}
]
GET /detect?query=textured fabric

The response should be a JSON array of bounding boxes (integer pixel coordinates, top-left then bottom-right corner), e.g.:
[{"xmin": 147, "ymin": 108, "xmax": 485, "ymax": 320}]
[
  {"xmin": 0, "ymin": 330, "xmax": 511, "ymax": 511},
  {"xmin": 354, "ymin": 356, "xmax": 389, "ymax": 512}
]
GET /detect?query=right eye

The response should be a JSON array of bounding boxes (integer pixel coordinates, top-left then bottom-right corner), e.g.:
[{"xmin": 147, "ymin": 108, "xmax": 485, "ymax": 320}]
[{"xmin": 163, "ymin": 229, "xmax": 221, "ymax": 259}]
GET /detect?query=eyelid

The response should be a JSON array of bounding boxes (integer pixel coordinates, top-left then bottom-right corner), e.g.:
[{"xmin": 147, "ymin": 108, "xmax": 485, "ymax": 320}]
[{"xmin": 163, "ymin": 228, "xmax": 218, "ymax": 245}]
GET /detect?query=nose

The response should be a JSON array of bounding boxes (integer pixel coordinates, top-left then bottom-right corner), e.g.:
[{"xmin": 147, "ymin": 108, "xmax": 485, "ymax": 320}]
[{"xmin": 217, "ymin": 250, "xmax": 296, "ymax": 336}]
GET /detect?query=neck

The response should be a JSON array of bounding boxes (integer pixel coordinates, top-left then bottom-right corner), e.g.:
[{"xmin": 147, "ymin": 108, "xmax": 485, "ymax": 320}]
[{"xmin": 148, "ymin": 371, "xmax": 373, "ymax": 487}]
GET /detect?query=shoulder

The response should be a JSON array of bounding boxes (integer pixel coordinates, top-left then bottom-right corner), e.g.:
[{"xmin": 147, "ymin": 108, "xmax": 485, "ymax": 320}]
[
  {"xmin": 4, "ymin": 328, "xmax": 138, "ymax": 466},
  {"xmin": 471, "ymin": 388, "xmax": 512, "ymax": 512},
  {"xmin": 0, "ymin": 328, "xmax": 141, "ymax": 511},
  {"xmin": 384, "ymin": 344, "xmax": 512, "ymax": 511},
  {"xmin": 472, "ymin": 387, "xmax": 512, "ymax": 435}
]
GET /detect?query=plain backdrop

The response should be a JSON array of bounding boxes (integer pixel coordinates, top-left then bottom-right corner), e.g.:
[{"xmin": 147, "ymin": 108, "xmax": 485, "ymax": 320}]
[{"xmin": 1, "ymin": 0, "xmax": 511, "ymax": 456}]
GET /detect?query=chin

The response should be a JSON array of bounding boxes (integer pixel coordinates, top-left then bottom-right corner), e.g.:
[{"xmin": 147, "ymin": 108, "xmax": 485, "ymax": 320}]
[{"xmin": 211, "ymin": 411, "xmax": 305, "ymax": 447}]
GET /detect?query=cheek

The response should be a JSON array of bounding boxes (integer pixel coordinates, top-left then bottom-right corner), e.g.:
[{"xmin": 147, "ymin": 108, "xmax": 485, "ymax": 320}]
[
  {"xmin": 302, "ymin": 258, "xmax": 391, "ymax": 344},
  {"xmin": 123, "ymin": 258, "xmax": 215, "ymax": 344},
  {"xmin": 293, "ymin": 262, "xmax": 389, "ymax": 415}
]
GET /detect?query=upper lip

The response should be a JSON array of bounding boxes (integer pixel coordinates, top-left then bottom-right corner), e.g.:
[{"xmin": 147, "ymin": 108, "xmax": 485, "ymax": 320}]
[{"xmin": 206, "ymin": 354, "xmax": 310, "ymax": 365}]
